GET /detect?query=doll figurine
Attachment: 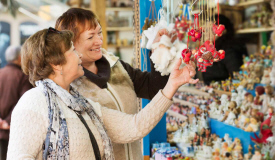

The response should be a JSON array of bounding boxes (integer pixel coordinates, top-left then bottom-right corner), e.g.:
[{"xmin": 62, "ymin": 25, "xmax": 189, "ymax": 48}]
[
  {"xmin": 213, "ymin": 149, "xmax": 220, "ymax": 160},
  {"xmin": 235, "ymin": 110, "xmax": 248, "ymax": 128},
  {"xmin": 224, "ymin": 109, "xmax": 237, "ymax": 125},
  {"xmin": 244, "ymin": 145, "xmax": 253, "ymax": 160},
  {"xmin": 254, "ymin": 86, "xmax": 265, "ymax": 106},
  {"xmin": 241, "ymin": 93, "xmax": 254, "ymax": 112},
  {"xmin": 261, "ymin": 69, "xmax": 271, "ymax": 85},
  {"xmin": 221, "ymin": 142, "xmax": 229, "ymax": 157},
  {"xmin": 245, "ymin": 116, "xmax": 259, "ymax": 132},
  {"xmin": 246, "ymin": 73, "xmax": 257, "ymax": 90},
  {"xmin": 251, "ymin": 148, "xmax": 262, "ymax": 160},
  {"xmin": 262, "ymin": 85, "xmax": 274, "ymax": 114}
]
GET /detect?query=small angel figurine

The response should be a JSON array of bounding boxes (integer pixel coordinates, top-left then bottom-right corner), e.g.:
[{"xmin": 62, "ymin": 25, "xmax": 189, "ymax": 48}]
[
  {"xmin": 262, "ymin": 85, "xmax": 274, "ymax": 114},
  {"xmin": 245, "ymin": 116, "xmax": 259, "ymax": 132},
  {"xmin": 254, "ymin": 86, "xmax": 265, "ymax": 106}
]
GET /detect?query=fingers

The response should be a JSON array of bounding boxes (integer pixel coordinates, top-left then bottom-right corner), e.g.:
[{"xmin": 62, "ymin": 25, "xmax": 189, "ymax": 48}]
[
  {"xmin": 158, "ymin": 28, "xmax": 169, "ymax": 36},
  {"xmin": 174, "ymin": 58, "xmax": 182, "ymax": 70},
  {"xmin": 170, "ymin": 30, "xmax": 177, "ymax": 43},
  {"xmin": 189, "ymin": 78, "xmax": 199, "ymax": 84},
  {"xmin": 189, "ymin": 61, "xmax": 196, "ymax": 68},
  {"xmin": 186, "ymin": 64, "xmax": 196, "ymax": 77}
]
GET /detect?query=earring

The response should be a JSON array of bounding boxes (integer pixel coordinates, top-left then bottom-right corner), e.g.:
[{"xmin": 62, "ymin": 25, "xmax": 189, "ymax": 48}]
[{"xmin": 60, "ymin": 70, "xmax": 63, "ymax": 75}]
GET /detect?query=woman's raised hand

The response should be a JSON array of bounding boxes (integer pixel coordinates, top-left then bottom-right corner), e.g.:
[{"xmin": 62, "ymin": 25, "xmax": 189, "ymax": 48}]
[{"xmin": 162, "ymin": 59, "xmax": 198, "ymax": 99}]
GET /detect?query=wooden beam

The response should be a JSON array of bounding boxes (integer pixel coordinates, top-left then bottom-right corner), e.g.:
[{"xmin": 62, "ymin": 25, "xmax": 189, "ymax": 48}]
[{"xmin": 90, "ymin": 0, "xmax": 107, "ymax": 49}]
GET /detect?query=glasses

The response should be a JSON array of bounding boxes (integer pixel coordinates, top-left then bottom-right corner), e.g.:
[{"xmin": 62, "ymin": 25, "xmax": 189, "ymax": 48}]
[{"xmin": 45, "ymin": 27, "xmax": 61, "ymax": 45}]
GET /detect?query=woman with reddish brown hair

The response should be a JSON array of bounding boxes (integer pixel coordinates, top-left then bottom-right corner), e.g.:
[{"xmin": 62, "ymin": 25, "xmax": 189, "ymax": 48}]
[
  {"xmin": 6, "ymin": 27, "xmax": 197, "ymax": 160},
  {"xmin": 55, "ymin": 8, "xmax": 197, "ymax": 160}
]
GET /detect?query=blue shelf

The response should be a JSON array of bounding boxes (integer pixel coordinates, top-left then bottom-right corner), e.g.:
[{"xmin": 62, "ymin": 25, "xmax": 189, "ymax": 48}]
[{"xmin": 210, "ymin": 118, "xmax": 259, "ymax": 154}]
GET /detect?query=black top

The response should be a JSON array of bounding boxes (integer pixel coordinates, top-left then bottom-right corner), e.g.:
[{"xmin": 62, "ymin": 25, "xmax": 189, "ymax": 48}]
[
  {"xmin": 202, "ymin": 37, "xmax": 248, "ymax": 85},
  {"xmin": 83, "ymin": 56, "xmax": 110, "ymax": 89},
  {"xmin": 83, "ymin": 56, "xmax": 169, "ymax": 100}
]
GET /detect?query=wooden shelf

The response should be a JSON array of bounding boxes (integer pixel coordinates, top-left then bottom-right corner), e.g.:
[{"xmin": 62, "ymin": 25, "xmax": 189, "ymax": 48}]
[
  {"xmin": 213, "ymin": 89, "xmax": 231, "ymax": 96},
  {"xmin": 173, "ymin": 98, "xmax": 199, "ymax": 108},
  {"xmin": 108, "ymin": 44, "xmax": 134, "ymax": 48},
  {"xmin": 107, "ymin": 27, "xmax": 133, "ymax": 31},
  {"xmin": 166, "ymin": 110, "xmax": 187, "ymax": 121},
  {"xmin": 106, "ymin": 7, "xmax": 133, "ymax": 11},
  {"xmin": 236, "ymin": 0, "xmax": 270, "ymax": 7},
  {"xmin": 236, "ymin": 27, "xmax": 274, "ymax": 34},
  {"xmin": 178, "ymin": 86, "xmax": 211, "ymax": 97}
]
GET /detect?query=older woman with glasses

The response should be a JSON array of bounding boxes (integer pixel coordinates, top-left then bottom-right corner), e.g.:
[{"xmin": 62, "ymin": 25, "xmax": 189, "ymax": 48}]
[
  {"xmin": 55, "ymin": 8, "xmax": 196, "ymax": 159},
  {"xmin": 7, "ymin": 28, "xmax": 197, "ymax": 160}
]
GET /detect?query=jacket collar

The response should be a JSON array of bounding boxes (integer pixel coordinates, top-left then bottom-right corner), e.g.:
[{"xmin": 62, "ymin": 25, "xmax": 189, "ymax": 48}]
[{"xmin": 101, "ymin": 48, "xmax": 119, "ymax": 68}]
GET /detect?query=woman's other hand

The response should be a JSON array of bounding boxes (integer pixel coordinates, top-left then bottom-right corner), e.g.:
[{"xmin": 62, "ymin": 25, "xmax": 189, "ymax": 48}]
[
  {"xmin": 162, "ymin": 59, "xmax": 198, "ymax": 99},
  {"xmin": 152, "ymin": 29, "xmax": 177, "ymax": 45}
]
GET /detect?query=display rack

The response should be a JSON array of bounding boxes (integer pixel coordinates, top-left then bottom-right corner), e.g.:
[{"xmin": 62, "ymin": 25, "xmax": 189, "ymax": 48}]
[
  {"xmin": 236, "ymin": 27, "xmax": 274, "ymax": 34},
  {"xmin": 106, "ymin": 27, "xmax": 133, "ymax": 31},
  {"xmin": 106, "ymin": 7, "xmax": 132, "ymax": 11},
  {"xmin": 236, "ymin": 0, "xmax": 270, "ymax": 7}
]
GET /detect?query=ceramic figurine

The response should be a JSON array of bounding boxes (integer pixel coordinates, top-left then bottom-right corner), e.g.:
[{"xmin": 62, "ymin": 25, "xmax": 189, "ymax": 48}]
[
  {"xmin": 237, "ymin": 85, "xmax": 247, "ymax": 100},
  {"xmin": 269, "ymin": 59, "xmax": 275, "ymax": 86},
  {"xmin": 244, "ymin": 145, "xmax": 253, "ymax": 160},
  {"xmin": 251, "ymin": 147, "xmax": 262, "ymax": 160},
  {"xmin": 254, "ymin": 86, "xmax": 265, "ymax": 106},
  {"xmin": 221, "ymin": 142, "xmax": 229, "ymax": 157},
  {"xmin": 224, "ymin": 134, "xmax": 233, "ymax": 146},
  {"xmin": 219, "ymin": 94, "xmax": 229, "ymax": 112},
  {"xmin": 235, "ymin": 110, "xmax": 247, "ymax": 128},
  {"xmin": 224, "ymin": 152, "xmax": 233, "ymax": 160},
  {"xmin": 245, "ymin": 116, "xmax": 259, "ymax": 132},
  {"xmin": 213, "ymin": 149, "xmax": 220, "ymax": 160},
  {"xmin": 262, "ymin": 85, "xmax": 275, "ymax": 114},
  {"xmin": 261, "ymin": 69, "xmax": 271, "ymax": 85},
  {"xmin": 241, "ymin": 93, "xmax": 254, "ymax": 112},
  {"xmin": 224, "ymin": 109, "xmax": 237, "ymax": 125}
]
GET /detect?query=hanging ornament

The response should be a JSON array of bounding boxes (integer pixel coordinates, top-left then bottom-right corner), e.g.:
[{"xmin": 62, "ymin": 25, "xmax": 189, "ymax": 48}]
[
  {"xmin": 212, "ymin": 24, "xmax": 225, "ymax": 37},
  {"xmin": 175, "ymin": 16, "xmax": 190, "ymax": 41},
  {"xmin": 188, "ymin": 14, "xmax": 202, "ymax": 42},
  {"xmin": 181, "ymin": 48, "xmax": 192, "ymax": 64}
]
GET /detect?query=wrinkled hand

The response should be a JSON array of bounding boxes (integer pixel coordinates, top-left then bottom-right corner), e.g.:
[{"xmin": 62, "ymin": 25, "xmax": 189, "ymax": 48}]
[
  {"xmin": 163, "ymin": 59, "xmax": 198, "ymax": 99},
  {"xmin": 153, "ymin": 29, "xmax": 177, "ymax": 44},
  {"xmin": 169, "ymin": 59, "xmax": 198, "ymax": 87}
]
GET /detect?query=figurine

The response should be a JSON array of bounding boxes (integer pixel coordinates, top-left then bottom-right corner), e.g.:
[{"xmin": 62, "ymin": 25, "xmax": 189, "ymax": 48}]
[
  {"xmin": 251, "ymin": 107, "xmax": 274, "ymax": 144},
  {"xmin": 269, "ymin": 59, "xmax": 275, "ymax": 86},
  {"xmin": 244, "ymin": 145, "xmax": 253, "ymax": 160},
  {"xmin": 213, "ymin": 149, "xmax": 220, "ymax": 160},
  {"xmin": 221, "ymin": 142, "xmax": 229, "ymax": 157},
  {"xmin": 254, "ymin": 63, "xmax": 264, "ymax": 80},
  {"xmin": 241, "ymin": 93, "xmax": 254, "ymax": 112},
  {"xmin": 245, "ymin": 116, "xmax": 259, "ymax": 132},
  {"xmin": 254, "ymin": 86, "xmax": 265, "ymax": 106},
  {"xmin": 262, "ymin": 85, "xmax": 275, "ymax": 114},
  {"xmin": 237, "ymin": 85, "xmax": 247, "ymax": 101},
  {"xmin": 235, "ymin": 110, "xmax": 248, "ymax": 128},
  {"xmin": 251, "ymin": 147, "xmax": 262, "ymax": 160},
  {"xmin": 219, "ymin": 94, "xmax": 229, "ymax": 112},
  {"xmin": 261, "ymin": 69, "xmax": 271, "ymax": 85}
]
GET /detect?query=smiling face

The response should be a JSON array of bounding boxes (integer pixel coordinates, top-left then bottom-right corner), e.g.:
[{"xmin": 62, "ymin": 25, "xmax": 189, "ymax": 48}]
[
  {"xmin": 74, "ymin": 24, "xmax": 103, "ymax": 66},
  {"xmin": 62, "ymin": 43, "xmax": 84, "ymax": 81}
]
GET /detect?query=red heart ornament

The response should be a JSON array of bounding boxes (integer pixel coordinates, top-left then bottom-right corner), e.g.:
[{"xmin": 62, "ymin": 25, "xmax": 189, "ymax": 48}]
[
  {"xmin": 188, "ymin": 29, "xmax": 195, "ymax": 36},
  {"xmin": 194, "ymin": 32, "xmax": 202, "ymax": 40}
]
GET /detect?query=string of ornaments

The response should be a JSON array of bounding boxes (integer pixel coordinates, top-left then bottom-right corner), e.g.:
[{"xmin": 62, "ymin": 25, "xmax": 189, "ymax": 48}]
[
  {"xmin": 180, "ymin": 0, "xmax": 226, "ymax": 72},
  {"xmin": 140, "ymin": 0, "xmax": 226, "ymax": 76}
]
